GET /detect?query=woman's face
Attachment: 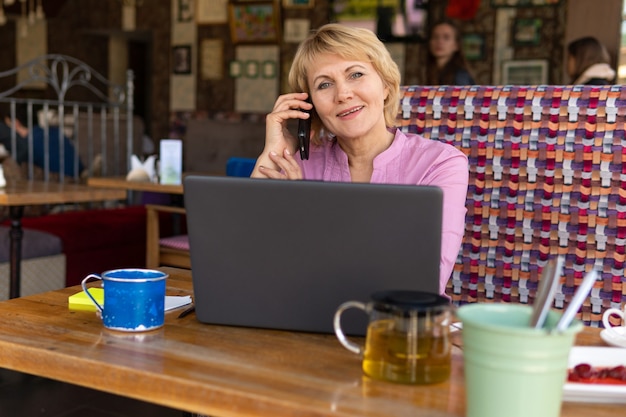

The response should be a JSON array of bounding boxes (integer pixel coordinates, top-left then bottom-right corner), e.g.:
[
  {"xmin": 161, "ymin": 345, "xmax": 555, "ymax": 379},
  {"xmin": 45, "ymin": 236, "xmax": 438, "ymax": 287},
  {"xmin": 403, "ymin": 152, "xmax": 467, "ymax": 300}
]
[
  {"xmin": 429, "ymin": 23, "xmax": 458, "ymax": 63},
  {"xmin": 307, "ymin": 53, "xmax": 389, "ymax": 141},
  {"xmin": 567, "ymin": 54, "xmax": 576, "ymax": 78}
]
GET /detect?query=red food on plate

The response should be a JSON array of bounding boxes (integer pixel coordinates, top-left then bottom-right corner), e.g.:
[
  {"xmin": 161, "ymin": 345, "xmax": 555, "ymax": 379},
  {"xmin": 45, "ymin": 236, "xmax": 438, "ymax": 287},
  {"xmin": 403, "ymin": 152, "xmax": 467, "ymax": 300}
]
[{"xmin": 568, "ymin": 363, "xmax": 626, "ymax": 385}]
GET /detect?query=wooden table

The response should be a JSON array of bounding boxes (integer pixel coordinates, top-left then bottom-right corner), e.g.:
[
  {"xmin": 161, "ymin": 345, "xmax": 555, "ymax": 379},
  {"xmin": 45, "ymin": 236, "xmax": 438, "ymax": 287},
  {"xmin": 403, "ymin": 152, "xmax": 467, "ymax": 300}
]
[
  {"xmin": 87, "ymin": 176, "xmax": 184, "ymax": 194},
  {"xmin": 0, "ymin": 267, "xmax": 621, "ymax": 417},
  {"xmin": 87, "ymin": 173, "xmax": 223, "ymax": 195},
  {"xmin": 0, "ymin": 181, "xmax": 127, "ymax": 299}
]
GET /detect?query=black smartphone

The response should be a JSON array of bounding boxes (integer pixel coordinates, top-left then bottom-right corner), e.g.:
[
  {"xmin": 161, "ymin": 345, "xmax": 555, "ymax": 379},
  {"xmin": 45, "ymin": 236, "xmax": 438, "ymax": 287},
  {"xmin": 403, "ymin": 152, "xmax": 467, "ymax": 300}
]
[{"xmin": 297, "ymin": 97, "xmax": 312, "ymax": 160}]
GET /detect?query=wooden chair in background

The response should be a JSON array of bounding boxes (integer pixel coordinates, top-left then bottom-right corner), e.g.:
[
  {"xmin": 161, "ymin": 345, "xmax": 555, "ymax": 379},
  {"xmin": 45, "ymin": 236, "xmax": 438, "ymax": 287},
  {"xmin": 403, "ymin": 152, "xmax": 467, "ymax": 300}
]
[{"xmin": 145, "ymin": 204, "xmax": 190, "ymax": 269}]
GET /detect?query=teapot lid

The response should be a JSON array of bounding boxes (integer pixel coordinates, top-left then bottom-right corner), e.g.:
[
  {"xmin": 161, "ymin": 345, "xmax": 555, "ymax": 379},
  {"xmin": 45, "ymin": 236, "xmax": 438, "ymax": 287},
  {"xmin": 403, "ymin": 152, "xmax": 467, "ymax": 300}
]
[{"xmin": 371, "ymin": 290, "xmax": 449, "ymax": 312}]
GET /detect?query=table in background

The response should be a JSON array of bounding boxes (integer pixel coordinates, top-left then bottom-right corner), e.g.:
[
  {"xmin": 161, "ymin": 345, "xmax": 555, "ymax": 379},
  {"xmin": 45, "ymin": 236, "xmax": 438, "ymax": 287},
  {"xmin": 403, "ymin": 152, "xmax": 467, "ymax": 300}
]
[
  {"xmin": 87, "ymin": 173, "xmax": 224, "ymax": 195},
  {"xmin": 87, "ymin": 176, "xmax": 184, "ymax": 195},
  {"xmin": 0, "ymin": 267, "xmax": 619, "ymax": 417},
  {"xmin": 0, "ymin": 181, "xmax": 126, "ymax": 299}
]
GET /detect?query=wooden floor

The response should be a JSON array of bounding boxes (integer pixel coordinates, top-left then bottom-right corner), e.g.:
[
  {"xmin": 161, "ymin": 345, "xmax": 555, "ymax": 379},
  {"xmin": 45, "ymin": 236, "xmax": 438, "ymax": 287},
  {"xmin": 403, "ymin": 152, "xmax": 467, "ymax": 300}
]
[{"xmin": 0, "ymin": 369, "xmax": 184, "ymax": 417}]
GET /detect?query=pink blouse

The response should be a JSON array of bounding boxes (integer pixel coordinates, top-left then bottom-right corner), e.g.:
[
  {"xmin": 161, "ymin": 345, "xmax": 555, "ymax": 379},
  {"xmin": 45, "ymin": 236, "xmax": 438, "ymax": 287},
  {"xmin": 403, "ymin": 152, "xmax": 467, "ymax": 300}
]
[{"xmin": 296, "ymin": 129, "xmax": 469, "ymax": 295}]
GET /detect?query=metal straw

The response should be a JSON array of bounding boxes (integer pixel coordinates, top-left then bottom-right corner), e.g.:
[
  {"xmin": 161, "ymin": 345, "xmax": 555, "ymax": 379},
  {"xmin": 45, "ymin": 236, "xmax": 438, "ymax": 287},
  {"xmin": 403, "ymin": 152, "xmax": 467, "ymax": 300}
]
[{"xmin": 554, "ymin": 269, "xmax": 598, "ymax": 332}]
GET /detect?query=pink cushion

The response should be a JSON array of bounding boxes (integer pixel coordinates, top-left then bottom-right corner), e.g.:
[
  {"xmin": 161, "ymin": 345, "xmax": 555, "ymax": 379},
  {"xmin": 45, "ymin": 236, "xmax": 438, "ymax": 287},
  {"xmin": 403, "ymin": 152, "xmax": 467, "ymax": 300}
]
[{"xmin": 159, "ymin": 235, "xmax": 189, "ymax": 251}]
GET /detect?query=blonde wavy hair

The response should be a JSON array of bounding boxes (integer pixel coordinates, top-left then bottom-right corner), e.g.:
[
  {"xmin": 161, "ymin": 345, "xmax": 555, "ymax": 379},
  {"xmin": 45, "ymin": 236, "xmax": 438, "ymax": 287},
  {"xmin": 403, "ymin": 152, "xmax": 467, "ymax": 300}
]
[{"xmin": 288, "ymin": 23, "xmax": 401, "ymax": 144}]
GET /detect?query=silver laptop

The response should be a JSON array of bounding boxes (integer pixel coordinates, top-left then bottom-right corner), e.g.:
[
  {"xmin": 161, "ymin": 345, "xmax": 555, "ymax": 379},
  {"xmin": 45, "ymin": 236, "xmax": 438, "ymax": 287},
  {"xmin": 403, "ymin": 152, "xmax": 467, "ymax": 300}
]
[{"xmin": 183, "ymin": 175, "xmax": 443, "ymax": 335}]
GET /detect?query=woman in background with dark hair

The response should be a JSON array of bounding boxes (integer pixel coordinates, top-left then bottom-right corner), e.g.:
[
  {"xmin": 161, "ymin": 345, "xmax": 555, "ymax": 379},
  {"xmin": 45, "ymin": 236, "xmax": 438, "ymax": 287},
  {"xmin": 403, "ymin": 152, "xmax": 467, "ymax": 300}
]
[
  {"xmin": 567, "ymin": 36, "xmax": 615, "ymax": 85},
  {"xmin": 425, "ymin": 20, "xmax": 475, "ymax": 85}
]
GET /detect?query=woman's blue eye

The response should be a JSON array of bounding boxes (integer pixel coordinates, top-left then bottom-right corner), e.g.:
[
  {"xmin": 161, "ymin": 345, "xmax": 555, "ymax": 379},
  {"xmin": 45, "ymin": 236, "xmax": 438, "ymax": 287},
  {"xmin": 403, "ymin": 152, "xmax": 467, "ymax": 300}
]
[
  {"xmin": 317, "ymin": 82, "xmax": 331, "ymax": 90},
  {"xmin": 351, "ymin": 72, "xmax": 364, "ymax": 79}
]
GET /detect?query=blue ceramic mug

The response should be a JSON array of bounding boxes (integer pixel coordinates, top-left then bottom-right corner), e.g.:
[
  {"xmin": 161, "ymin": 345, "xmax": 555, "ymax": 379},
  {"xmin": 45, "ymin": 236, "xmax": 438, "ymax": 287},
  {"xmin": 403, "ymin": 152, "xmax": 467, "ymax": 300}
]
[{"xmin": 81, "ymin": 268, "xmax": 168, "ymax": 332}]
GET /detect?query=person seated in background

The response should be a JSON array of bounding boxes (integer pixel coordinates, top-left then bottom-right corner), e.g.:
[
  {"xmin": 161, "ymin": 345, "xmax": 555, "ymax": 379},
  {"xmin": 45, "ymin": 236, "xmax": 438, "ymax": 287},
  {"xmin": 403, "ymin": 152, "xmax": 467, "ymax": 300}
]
[
  {"xmin": 251, "ymin": 23, "xmax": 469, "ymax": 295},
  {"xmin": 425, "ymin": 19, "xmax": 475, "ymax": 85},
  {"xmin": 0, "ymin": 109, "xmax": 28, "ymax": 166},
  {"xmin": 567, "ymin": 36, "xmax": 616, "ymax": 85},
  {"xmin": 0, "ymin": 103, "xmax": 85, "ymax": 177}
]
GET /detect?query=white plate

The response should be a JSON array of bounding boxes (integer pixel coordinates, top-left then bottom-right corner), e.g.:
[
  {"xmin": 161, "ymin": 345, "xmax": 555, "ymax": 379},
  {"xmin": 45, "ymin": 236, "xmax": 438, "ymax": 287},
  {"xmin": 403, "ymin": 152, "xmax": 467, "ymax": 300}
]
[
  {"xmin": 600, "ymin": 327, "xmax": 626, "ymax": 348},
  {"xmin": 563, "ymin": 346, "xmax": 626, "ymax": 403}
]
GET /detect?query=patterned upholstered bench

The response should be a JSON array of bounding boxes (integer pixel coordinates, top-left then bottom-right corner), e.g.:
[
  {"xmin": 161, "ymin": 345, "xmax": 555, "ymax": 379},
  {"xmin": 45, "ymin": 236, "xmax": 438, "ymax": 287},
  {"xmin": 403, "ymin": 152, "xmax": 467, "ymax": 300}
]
[{"xmin": 397, "ymin": 85, "xmax": 626, "ymax": 327}]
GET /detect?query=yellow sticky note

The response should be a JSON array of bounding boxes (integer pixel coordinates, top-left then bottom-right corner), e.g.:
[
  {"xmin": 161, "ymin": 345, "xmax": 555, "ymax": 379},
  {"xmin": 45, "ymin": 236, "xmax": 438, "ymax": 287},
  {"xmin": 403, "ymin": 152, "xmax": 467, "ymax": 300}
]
[{"xmin": 68, "ymin": 288, "xmax": 103, "ymax": 312}]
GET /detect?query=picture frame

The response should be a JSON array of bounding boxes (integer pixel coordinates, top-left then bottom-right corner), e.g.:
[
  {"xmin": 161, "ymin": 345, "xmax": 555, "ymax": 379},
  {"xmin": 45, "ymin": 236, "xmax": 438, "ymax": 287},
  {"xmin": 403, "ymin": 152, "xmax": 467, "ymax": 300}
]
[
  {"xmin": 228, "ymin": 1, "xmax": 280, "ymax": 44},
  {"xmin": 176, "ymin": 0, "xmax": 194, "ymax": 22},
  {"xmin": 229, "ymin": 60, "xmax": 243, "ymax": 78},
  {"xmin": 172, "ymin": 45, "xmax": 192, "ymax": 75},
  {"xmin": 502, "ymin": 59, "xmax": 548, "ymax": 85},
  {"xmin": 513, "ymin": 18, "xmax": 542, "ymax": 46},
  {"xmin": 196, "ymin": 0, "xmax": 228, "ymax": 24},
  {"xmin": 261, "ymin": 60, "xmax": 277, "ymax": 78},
  {"xmin": 282, "ymin": 0, "xmax": 314, "ymax": 8},
  {"xmin": 200, "ymin": 39, "xmax": 224, "ymax": 80},
  {"xmin": 283, "ymin": 18, "xmax": 310, "ymax": 43},
  {"xmin": 245, "ymin": 60, "xmax": 260, "ymax": 78},
  {"xmin": 491, "ymin": 0, "xmax": 560, "ymax": 6},
  {"xmin": 462, "ymin": 33, "xmax": 485, "ymax": 61}
]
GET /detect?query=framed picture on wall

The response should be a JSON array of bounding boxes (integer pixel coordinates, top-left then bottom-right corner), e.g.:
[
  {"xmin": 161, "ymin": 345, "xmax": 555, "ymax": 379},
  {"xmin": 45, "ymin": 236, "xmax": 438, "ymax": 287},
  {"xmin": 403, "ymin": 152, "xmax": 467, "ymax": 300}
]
[
  {"xmin": 229, "ymin": 60, "xmax": 243, "ymax": 78},
  {"xmin": 491, "ymin": 0, "xmax": 560, "ymax": 6},
  {"xmin": 512, "ymin": 18, "xmax": 542, "ymax": 46},
  {"xmin": 502, "ymin": 59, "xmax": 548, "ymax": 85},
  {"xmin": 262, "ymin": 60, "xmax": 277, "ymax": 78},
  {"xmin": 283, "ymin": 18, "xmax": 310, "ymax": 43},
  {"xmin": 176, "ymin": 0, "xmax": 194, "ymax": 22},
  {"xmin": 229, "ymin": 1, "xmax": 281, "ymax": 44},
  {"xmin": 196, "ymin": 0, "xmax": 228, "ymax": 24},
  {"xmin": 172, "ymin": 45, "xmax": 192, "ymax": 75},
  {"xmin": 462, "ymin": 33, "xmax": 485, "ymax": 61},
  {"xmin": 201, "ymin": 39, "xmax": 224, "ymax": 80},
  {"xmin": 282, "ymin": 0, "xmax": 314, "ymax": 8}
]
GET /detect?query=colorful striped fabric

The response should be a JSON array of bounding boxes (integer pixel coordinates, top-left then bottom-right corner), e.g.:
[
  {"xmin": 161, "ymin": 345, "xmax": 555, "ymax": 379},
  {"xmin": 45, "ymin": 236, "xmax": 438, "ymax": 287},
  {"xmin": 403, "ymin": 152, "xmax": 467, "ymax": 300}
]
[{"xmin": 397, "ymin": 85, "xmax": 626, "ymax": 327}]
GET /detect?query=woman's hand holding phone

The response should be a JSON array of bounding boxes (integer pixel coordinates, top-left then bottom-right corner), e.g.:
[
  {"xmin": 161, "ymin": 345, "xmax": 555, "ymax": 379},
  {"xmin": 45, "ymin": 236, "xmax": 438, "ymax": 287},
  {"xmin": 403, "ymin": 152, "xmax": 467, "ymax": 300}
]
[{"xmin": 251, "ymin": 92, "xmax": 311, "ymax": 179}]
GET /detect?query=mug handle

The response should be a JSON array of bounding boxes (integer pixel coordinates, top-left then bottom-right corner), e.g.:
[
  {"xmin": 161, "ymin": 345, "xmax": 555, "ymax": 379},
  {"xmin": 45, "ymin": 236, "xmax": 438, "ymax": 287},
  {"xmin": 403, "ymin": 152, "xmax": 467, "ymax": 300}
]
[
  {"xmin": 333, "ymin": 301, "xmax": 369, "ymax": 355},
  {"xmin": 603, "ymin": 308, "xmax": 624, "ymax": 329},
  {"xmin": 81, "ymin": 274, "xmax": 104, "ymax": 313}
]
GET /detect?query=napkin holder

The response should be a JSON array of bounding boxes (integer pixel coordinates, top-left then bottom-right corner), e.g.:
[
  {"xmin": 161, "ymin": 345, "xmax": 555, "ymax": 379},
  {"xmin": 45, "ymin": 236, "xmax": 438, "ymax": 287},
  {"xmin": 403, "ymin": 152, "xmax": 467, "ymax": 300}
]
[{"xmin": 126, "ymin": 154, "xmax": 157, "ymax": 182}]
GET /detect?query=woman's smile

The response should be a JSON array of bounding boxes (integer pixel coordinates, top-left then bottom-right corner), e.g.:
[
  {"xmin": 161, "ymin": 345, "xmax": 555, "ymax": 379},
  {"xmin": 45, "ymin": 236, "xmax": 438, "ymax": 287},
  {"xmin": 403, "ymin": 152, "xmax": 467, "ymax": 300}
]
[{"xmin": 337, "ymin": 105, "xmax": 364, "ymax": 119}]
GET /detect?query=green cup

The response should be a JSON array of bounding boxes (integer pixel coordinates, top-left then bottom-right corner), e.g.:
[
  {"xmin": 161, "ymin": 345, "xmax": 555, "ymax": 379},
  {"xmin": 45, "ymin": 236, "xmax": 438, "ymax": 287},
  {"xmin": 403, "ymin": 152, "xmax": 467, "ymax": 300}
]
[{"xmin": 457, "ymin": 303, "xmax": 583, "ymax": 417}]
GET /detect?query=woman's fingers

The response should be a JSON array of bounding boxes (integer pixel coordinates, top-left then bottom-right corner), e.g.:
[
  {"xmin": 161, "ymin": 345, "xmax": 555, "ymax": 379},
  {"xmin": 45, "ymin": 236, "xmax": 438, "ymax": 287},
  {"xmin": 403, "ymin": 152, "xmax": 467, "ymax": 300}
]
[
  {"xmin": 257, "ymin": 165, "xmax": 282, "ymax": 179},
  {"xmin": 261, "ymin": 149, "xmax": 303, "ymax": 180},
  {"xmin": 272, "ymin": 92, "xmax": 312, "ymax": 114},
  {"xmin": 277, "ymin": 149, "xmax": 302, "ymax": 179}
]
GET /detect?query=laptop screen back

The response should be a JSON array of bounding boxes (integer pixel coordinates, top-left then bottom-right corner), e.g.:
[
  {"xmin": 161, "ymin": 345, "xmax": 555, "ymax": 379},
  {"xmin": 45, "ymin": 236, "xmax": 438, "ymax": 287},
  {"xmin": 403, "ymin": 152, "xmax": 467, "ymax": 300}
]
[{"xmin": 184, "ymin": 175, "xmax": 442, "ymax": 335}]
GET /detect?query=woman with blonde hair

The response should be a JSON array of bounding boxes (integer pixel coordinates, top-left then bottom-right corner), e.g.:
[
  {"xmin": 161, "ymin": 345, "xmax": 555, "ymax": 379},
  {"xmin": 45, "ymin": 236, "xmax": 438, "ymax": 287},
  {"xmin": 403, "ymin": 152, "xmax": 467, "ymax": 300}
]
[{"xmin": 251, "ymin": 23, "xmax": 469, "ymax": 295}]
